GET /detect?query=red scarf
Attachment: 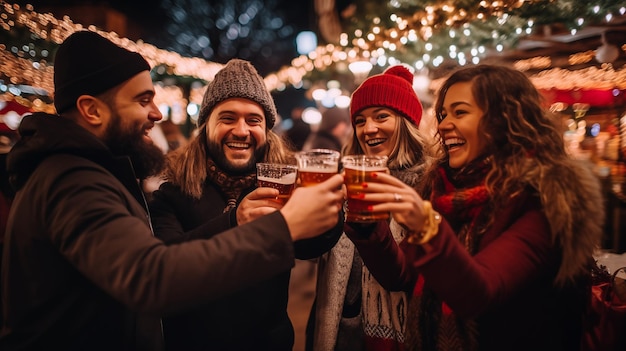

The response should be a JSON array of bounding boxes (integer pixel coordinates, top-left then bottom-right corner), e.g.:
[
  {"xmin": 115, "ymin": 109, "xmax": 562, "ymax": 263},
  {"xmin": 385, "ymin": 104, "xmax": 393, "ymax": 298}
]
[
  {"xmin": 406, "ymin": 157, "xmax": 492, "ymax": 351},
  {"xmin": 431, "ymin": 158, "xmax": 491, "ymax": 252}
]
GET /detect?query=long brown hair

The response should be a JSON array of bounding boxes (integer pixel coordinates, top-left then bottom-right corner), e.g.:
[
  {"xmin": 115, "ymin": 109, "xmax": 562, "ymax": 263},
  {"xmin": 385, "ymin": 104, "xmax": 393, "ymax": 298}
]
[
  {"xmin": 433, "ymin": 64, "xmax": 602, "ymax": 284},
  {"xmin": 164, "ymin": 122, "xmax": 294, "ymax": 199},
  {"xmin": 433, "ymin": 65, "xmax": 565, "ymax": 208}
]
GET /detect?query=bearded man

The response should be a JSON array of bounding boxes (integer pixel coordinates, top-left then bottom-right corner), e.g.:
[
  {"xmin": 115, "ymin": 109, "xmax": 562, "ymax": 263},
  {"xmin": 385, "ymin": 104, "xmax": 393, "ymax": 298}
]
[
  {"xmin": 1, "ymin": 32, "xmax": 344, "ymax": 351},
  {"xmin": 148, "ymin": 59, "xmax": 344, "ymax": 351}
]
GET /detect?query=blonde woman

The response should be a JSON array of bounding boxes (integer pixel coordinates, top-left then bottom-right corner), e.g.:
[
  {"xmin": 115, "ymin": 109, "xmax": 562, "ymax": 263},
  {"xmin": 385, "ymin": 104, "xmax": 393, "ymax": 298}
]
[{"xmin": 308, "ymin": 65, "xmax": 441, "ymax": 351}]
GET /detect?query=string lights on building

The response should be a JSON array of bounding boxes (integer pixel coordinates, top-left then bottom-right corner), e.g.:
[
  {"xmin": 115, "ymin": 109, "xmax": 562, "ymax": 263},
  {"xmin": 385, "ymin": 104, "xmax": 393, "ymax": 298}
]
[
  {"xmin": 1, "ymin": 0, "xmax": 626, "ymax": 114},
  {"xmin": 289, "ymin": 0, "xmax": 625, "ymax": 87},
  {"xmin": 0, "ymin": 1, "xmax": 223, "ymax": 113}
]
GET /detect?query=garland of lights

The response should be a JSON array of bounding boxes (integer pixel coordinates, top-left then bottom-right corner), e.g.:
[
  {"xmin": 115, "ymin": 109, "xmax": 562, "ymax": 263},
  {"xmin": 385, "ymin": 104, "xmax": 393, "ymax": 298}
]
[
  {"xmin": 0, "ymin": 1, "xmax": 223, "ymax": 111},
  {"xmin": 337, "ymin": 0, "xmax": 626, "ymax": 70},
  {"xmin": 0, "ymin": 2, "xmax": 225, "ymax": 81},
  {"xmin": 1, "ymin": 0, "xmax": 626, "ymax": 107},
  {"xmin": 272, "ymin": 0, "xmax": 626, "ymax": 90}
]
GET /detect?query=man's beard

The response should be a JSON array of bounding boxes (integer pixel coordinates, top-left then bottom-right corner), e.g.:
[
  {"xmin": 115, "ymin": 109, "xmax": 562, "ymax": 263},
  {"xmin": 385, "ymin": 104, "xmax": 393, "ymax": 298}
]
[
  {"xmin": 207, "ymin": 139, "xmax": 268, "ymax": 176},
  {"xmin": 103, "ymin": 112, "xmax": 165, "ymax": 180}
]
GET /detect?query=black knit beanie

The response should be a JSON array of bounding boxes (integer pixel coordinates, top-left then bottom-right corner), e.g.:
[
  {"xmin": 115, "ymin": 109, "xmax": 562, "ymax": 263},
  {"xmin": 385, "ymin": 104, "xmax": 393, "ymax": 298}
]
[
  {"xmin": 197, "ymin": 59, "xmax": 277, "ymax": 129},
  {"xmin": 53, "ymin": 30, "xmax": 151, "ymax": 113}
]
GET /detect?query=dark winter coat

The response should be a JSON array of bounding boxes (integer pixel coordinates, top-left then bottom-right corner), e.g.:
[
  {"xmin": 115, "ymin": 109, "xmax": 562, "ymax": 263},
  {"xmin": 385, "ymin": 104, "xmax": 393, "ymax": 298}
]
[
  {"xmin": 0, "ymin": 113, "xmax": 296, "ymax": 351},
  {"xmin": 149, "ymin": 176, "xmax": 344, "ymax": 351}
]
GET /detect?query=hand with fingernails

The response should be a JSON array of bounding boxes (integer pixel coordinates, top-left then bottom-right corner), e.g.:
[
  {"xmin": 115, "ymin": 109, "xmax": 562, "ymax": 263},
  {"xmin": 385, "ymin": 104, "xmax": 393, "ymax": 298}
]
[{"xmin": 355, "ymin": 171, "xmax": 429, "ymax": 233}]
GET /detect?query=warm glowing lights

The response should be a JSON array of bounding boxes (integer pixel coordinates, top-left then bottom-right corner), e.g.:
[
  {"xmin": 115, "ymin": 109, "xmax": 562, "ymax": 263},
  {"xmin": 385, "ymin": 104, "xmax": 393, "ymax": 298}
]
[
  {"xmin": 530, "ymin": 66, "xmax": 626, "ymax": 91},
  {"xmin": 514, "ymin": 56, "xmax": 552, "ymax": 71},
  {"xmin": 3, "ymin": 0, "xmax": 626, "ymax": 106},
  {"xmin": 319, "ymin": 0, "xmax": 625, "ymax": 87},
  {"xmin": 1, "ymin": 2, "xmax": 224, "ymax": 100}
]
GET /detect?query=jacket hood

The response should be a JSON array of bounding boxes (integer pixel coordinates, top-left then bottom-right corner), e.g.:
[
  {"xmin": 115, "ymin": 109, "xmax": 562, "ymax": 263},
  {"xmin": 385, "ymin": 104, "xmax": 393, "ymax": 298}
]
[
  {"xmin": 521, "ymin": 158, "xmax": 604, "ymax": 285},
  {"xmin": 7, "ymin": 113, "xmax": 112, "ymax": 191}
]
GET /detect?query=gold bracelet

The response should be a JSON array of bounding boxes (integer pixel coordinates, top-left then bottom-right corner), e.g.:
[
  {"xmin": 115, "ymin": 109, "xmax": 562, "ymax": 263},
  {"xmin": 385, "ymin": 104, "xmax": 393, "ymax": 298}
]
[{"xmin": 406, "ymin": 200, "xmax": 442, "ymax": 246}]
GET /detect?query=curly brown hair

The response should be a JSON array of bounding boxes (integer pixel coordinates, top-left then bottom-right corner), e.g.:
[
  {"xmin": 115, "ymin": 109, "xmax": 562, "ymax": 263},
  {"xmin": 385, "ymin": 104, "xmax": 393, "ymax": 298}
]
[
  {"xmin": 432, "ymin": 65, "xmax": 603, "ymax": 284},
  {"xmin": 433, "ymin": 64, "xmax": 566, "ymax": 207}
]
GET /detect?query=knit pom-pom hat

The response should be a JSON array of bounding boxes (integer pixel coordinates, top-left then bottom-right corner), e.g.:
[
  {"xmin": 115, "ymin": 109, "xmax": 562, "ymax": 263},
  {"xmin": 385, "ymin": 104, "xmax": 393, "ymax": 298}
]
[
  {"xmin": 197, "ymin": 59, "xmax": 277, "ymax": 129},
  {"xmin": 349, "ymin": 64, "xmax": 423, "ymax": 126}
]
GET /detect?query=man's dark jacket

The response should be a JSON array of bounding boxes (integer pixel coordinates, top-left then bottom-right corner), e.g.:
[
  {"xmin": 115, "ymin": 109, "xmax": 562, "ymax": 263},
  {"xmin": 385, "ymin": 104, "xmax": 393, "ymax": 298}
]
[
  {"xmin": 0, "ymin": 113, "xmax": 296, "ymax": 350},
  {"xmin": 149, "ymin": 165, "xmax": 343, "ymax": 350}
]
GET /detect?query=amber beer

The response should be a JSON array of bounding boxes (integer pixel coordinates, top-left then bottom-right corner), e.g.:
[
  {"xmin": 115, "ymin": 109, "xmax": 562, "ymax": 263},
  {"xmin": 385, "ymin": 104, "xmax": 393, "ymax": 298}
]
[
  {"xmin": 343, "ymin": 155, "xmax": 389, "ymax": 223},
  {"xmin": 256, "ymin": 163, "xmax": 298, "ymax": 204},
  {"xmin": 295, "ymin": 149, "xmax": 340, "ymax": 187},
  {"xmin": 257, "ymin": 176, "xmax": 297, "ymax": 204},
  {"xmin": 297, "ymin": 168, "xmax": 336, "ymax": 187}
]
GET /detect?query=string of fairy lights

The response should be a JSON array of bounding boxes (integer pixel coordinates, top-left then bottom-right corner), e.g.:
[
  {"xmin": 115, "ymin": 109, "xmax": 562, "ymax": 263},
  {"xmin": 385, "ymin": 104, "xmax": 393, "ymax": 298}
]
[
  {"xmin": 0, "ymin": 1, "xmax": 223, "ymax": 114},
  {"xmin": 1, "ymin": 0, "xmax": 626, "ymax": 117},
  {"xmin": 337, "ymin": 0, "xmax": 626, "ymax": 68},
  {"xmin": 291, "ymin": 0, "xmax": 626, "ymax": 85}
]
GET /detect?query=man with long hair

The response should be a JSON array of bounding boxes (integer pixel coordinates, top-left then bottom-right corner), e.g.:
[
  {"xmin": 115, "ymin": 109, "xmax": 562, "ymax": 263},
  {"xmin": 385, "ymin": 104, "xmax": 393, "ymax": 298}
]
[{"xmin": 148, "ymin": 59, "xmax": 344, "ymax": 350}]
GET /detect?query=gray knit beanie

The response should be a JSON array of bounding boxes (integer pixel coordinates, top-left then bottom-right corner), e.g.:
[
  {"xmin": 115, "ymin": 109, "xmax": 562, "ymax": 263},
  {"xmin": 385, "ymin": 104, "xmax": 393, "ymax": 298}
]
[{"xmin": 197, "ymin": 59, "xmax": 277, "ymax": 129}]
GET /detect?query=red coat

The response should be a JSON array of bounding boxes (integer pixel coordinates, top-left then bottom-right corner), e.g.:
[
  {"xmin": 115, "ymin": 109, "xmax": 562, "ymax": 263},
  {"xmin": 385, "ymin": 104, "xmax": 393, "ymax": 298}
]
[{"xmin": 349, "ymin": 192, "xmax": 587, "ymax": 351}]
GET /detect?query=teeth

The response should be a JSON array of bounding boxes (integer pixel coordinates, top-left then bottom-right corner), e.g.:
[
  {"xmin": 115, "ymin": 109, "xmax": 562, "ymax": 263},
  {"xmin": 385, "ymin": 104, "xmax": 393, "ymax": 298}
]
[
  {"xmin": 226, "ymin": 142, "xmax": 250, "ymax": 148},
  {"xmin": 367, "ymin": 138, "xmax": 385, "ymax": 146},
  {"xmin": 444, "ymin": 138, "xmax": 465, "ymax": 146}
]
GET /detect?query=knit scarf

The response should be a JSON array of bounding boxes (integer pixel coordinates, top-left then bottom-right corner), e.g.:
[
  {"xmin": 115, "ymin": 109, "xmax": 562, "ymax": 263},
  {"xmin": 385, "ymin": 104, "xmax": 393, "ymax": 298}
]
[
  {"xmin": 361, "ymin": 220, "xmax": 408, "ymax": 350},
  {"xmin": 205, "ymin": 158, "xmax": 257, "ymax": 212},
  {"xmin": 431, "ymin": 157, "xmax": 491, "ymax": 250},
  {"xmin": 406, "ymin": 156, "xmax": 491, "ymax": 351},
  {"xmin": 356, "ymin": 163, "xmax": 429, "ymax": 350},
  {"xmin": 389, "ymin": 162, "xmax": 428, "ymax": 193}
]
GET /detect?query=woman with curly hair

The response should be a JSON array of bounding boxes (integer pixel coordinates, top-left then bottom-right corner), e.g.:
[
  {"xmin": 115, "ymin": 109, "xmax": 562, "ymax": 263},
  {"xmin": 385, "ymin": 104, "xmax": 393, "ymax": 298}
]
[{"xmin": 347, "ymin": 64, "xmax": 603, "ymax": 350}]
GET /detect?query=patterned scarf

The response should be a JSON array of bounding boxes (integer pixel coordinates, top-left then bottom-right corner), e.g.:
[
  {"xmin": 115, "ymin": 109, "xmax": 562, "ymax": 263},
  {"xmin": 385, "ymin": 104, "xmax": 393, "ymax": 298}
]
[
  {"xmin": 431, "ymin": 157, "xmax": 491, "ymax": 251},
  {"xmin": 205, "ymin": 158, "xmax": 257, "ymax": 212},
  {"xmin": 357, "ymin": 164, "xmax": 428, "ymax": 350},
  {"xmin": 406, "ymin": 156, "xmax": 492, "ymax": 351}
]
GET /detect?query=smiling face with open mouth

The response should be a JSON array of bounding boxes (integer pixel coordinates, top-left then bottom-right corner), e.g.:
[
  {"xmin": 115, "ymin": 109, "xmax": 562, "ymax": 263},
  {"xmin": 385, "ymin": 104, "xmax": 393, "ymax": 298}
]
[
  {"xmin": 205, "ymin": 98, "xmax": 267, "ymax": 173},
  {"xmin": 353, "ymin": 107, "xmax": 399, "ymax": 157},
  {"xmin": 438, "ymin": 81, "xmax": 487, "ymax": 169}
]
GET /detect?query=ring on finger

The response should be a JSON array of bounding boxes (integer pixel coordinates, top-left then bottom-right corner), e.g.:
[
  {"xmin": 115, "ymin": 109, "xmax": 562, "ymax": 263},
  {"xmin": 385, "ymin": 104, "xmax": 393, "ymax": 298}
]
[{"xmin": 393, "ymin": 193, "xmax": 402, "ymax": 202}]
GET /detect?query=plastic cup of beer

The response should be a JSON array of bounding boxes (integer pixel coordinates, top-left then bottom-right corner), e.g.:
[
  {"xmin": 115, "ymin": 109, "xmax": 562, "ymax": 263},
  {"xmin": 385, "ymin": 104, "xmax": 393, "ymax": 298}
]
[
  {"xmin": 294, "ymin": 149, "xmax": 340, "ymax": 187},
  {"xmin": 342, "ymin": 155, "xmax": 389, "ymax": 223},
  {"xmin": 256, "ymin": 163, "xmax": 298, "ymax": 205}
]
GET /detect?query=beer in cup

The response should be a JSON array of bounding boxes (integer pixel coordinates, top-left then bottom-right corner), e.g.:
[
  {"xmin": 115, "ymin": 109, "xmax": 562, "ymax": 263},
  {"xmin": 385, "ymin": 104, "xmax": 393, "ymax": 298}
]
[
  {"xmin": 294, "ymin": 149, "xmax": 340, "ymax": 187},
  {"xmin": 342, "ymin": 155, "xmax": 389, "ymax": 223},
  {"xmin": 256, "ymin": 163, "xmax": 298, "ymax": 205}
]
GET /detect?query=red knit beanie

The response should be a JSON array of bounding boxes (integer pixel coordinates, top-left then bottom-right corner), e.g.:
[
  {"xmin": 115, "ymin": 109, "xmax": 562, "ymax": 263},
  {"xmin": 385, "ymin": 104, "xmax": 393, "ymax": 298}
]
[{"xmin": 349, "ymin": 64, "xmax": 423, "ymax": 126}]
